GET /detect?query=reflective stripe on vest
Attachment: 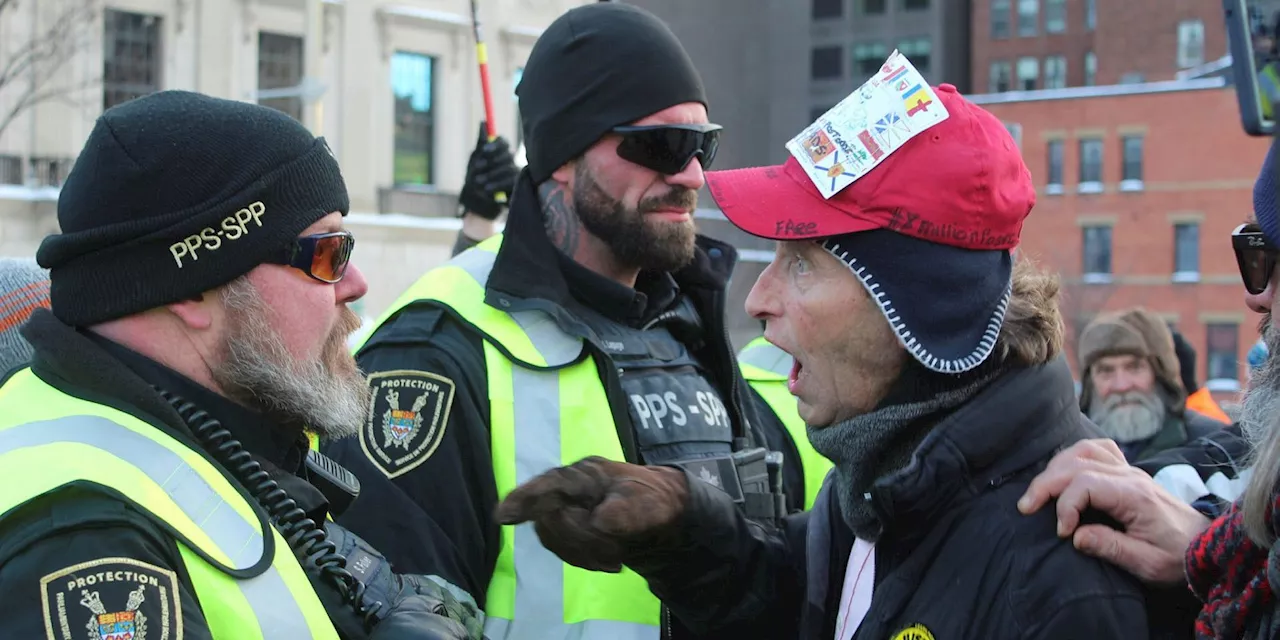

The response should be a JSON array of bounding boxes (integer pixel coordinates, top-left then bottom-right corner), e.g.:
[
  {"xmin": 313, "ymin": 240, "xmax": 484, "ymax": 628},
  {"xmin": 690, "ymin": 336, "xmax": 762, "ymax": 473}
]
[
  {"xmin": 737, "ymin": 337, "xmax": 833, "ymax": 510},
  {"xmin": 0, "ymin": 369, "xmax": 337, "ymax": 640},
  {"xmin": 353, "ymin": 236, "xmax": 660, "ymax": 638},
  {"xmin": 738, "ymin": 336, "xmax": 793, "ymax": 379}
]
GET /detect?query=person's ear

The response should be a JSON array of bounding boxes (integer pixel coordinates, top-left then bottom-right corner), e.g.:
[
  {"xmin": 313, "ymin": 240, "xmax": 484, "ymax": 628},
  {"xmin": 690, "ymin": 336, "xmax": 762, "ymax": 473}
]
[
  {"xmin": 165, "ymin": 294, "xmax": 215, "ymax": 331},
  {"xmin": 551, "ymin": 158, "xmax": 577, "ymax": 186}
]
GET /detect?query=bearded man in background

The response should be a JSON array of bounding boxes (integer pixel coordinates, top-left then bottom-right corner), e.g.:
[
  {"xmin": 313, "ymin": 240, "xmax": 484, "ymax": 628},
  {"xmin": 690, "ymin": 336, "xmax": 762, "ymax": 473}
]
[{"xmin": 1077, "ymin": 307, "xmax": 1228, "ymax": 461}]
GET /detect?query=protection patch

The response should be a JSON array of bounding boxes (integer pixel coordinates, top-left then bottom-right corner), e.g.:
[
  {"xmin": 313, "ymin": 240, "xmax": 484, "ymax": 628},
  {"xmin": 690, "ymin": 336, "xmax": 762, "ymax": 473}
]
[
  {"xmin": 41, "ymin": 556, "xmax": 182, "ymax": 640},
  {"xmin": 361, "ymin": 369, "xmax": 456, "ymax": 479}
]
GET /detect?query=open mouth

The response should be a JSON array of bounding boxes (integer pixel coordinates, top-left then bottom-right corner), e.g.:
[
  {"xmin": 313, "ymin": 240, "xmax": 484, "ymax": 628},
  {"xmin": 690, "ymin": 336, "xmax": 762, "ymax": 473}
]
[{"xmin": 788, "ymin": 357, "xmax": 804, "ymax": 393}]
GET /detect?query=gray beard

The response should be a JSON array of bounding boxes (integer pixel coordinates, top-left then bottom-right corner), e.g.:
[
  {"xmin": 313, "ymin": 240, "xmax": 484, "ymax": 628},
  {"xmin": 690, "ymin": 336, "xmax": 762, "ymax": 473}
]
[
  {"xmin": 1242, "ymin": 327, "xmax": 1280, "ymax": 447},
  {"xmin": 1087, "ymin": 390, "xmax": 1167, "ymax": 443},
  {"xmin": 212, "ymin": 278, "xmax": 370, "ymax": 440}
]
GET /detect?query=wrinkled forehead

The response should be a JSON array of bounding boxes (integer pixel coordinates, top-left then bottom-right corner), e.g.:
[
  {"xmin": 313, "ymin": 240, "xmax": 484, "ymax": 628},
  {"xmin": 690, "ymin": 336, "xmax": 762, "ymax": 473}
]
[{"xmin": 1091, "ymin": 353, "xmax": 1149, "ymax": 372}]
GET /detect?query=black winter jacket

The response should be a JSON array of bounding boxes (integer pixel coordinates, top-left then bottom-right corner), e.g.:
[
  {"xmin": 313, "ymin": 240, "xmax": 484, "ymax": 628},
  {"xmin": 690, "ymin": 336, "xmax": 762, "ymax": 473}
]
[{"xmin": 629, "ymin": 357, "xmax": 1150, "ymax": 639}]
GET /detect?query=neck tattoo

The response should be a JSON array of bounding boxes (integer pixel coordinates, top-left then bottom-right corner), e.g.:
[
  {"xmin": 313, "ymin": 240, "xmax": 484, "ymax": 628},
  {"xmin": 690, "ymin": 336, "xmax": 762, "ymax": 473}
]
[{"xmin": 541, "ymin": 181, "xmax": 582, "ymax": 258}]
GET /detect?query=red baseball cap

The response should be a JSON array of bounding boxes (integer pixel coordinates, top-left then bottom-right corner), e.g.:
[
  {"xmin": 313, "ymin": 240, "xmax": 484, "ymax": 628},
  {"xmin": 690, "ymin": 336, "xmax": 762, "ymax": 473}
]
[{"xmin": 705, "ymin": 84, "xmax": 1035, "ymax": 250}]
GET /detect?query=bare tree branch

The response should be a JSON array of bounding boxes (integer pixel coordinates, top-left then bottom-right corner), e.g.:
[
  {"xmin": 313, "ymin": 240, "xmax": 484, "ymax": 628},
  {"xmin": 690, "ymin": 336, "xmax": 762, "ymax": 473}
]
[{"xmin": 0, "ymin": 0, "xmax": 102, "ymax": 143}]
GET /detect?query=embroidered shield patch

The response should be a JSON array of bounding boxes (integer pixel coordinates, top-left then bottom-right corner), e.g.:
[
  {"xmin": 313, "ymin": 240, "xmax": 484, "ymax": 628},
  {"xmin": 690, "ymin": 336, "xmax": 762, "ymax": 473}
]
[
  {"xmin": 41, "ymin": 557, "xmax": 182, "ymax": 640},
  {"xmin": 361, "ymin": 369, "xmax": 456, "ymax": 479}
]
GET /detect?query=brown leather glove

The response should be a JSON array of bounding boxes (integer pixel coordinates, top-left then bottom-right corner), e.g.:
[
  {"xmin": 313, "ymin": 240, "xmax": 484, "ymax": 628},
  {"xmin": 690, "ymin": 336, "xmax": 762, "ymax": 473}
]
[{"xmin": 494, "ymin": 456, "xmax": 690, "ymax": 573}]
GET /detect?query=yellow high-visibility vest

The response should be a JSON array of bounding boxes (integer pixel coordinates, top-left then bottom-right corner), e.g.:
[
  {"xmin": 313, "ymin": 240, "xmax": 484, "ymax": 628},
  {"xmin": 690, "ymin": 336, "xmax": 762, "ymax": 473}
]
[
  {"xmin": 0, "ymin": 368, "xmax": 338, "ymax": 639},
  {"xmin": 350, "ymin": 234, "xmax": 661, "ymax": 639},
  {"xmin": 737, "ymin": 336, "xmax": 833, "ymax": 509}
]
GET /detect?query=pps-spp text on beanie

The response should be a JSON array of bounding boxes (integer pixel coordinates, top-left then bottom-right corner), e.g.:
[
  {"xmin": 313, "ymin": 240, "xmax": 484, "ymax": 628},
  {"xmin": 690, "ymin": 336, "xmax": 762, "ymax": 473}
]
[{"xmin": 39, "ymin": 90, "xmax": 349, "ymax": 327}]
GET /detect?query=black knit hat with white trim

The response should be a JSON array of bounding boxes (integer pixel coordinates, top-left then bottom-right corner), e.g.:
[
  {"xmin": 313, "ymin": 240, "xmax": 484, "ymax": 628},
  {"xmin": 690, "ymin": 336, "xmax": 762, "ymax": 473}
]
[{"xmin": 820, "ymin": 229, "xmax": 1012, "ymax": 374}]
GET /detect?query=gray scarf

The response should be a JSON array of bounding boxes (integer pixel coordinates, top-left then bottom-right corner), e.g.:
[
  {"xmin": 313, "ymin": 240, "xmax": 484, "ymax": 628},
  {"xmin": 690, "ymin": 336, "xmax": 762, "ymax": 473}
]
[{"xmin": 807, "ymin": 359, "xmax": 1004, "ymax": 541}]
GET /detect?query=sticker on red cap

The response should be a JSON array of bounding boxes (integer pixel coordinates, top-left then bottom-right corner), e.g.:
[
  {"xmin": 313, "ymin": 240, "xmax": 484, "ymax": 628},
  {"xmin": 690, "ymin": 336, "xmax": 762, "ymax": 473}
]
[{"xmin": 785, "ymin": 50, "xmax": 949, "ymax": 199}]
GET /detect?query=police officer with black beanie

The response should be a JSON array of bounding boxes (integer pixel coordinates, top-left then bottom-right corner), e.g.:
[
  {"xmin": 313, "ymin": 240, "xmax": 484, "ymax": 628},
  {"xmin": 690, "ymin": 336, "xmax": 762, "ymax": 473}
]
[
  {"xmin": 320, "ymin": 3, "xmax": 814, "ymax": 638},
  {"xmin": 0, "ymin": 90, "xmax": 484, "ymax": 640}
]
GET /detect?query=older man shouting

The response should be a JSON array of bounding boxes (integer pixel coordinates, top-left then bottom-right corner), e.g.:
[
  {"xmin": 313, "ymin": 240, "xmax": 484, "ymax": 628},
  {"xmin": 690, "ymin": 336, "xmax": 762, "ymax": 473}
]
[{"xmin": 492, "ymin": 75, "xmax": 1146, "ymax": 639}]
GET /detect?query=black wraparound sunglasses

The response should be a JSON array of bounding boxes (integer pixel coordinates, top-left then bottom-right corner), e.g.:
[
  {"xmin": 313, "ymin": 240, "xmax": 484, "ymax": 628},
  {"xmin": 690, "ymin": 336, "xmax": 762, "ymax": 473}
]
[
  {"xmin": 1233, "ymin": 223, "xmax": 1277, "ymax": 295},
  {"xmin": 612, "ymin": 123, "xmax": 723, "ymax": 175},
  {"xmin": 267, "ymin": 230, "xmax": 355, "ymax": 283}
]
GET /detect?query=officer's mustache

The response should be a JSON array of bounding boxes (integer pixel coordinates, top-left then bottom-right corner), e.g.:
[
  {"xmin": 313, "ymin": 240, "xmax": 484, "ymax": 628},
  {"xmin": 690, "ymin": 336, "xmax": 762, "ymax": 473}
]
[
  {"xmin": 639, "ymin": 187, "xmax": 698, "ymax": 214},
  {"xmin": 324, "ymin": 305, "xmax": 363, "ymax": 371}
]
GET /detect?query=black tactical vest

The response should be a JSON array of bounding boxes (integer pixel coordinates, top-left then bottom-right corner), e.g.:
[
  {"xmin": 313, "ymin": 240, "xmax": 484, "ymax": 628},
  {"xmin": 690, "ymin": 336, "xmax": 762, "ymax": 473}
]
[{"xmin": 575, "ymin": 296, "xmax": 735, "ymax": 465}]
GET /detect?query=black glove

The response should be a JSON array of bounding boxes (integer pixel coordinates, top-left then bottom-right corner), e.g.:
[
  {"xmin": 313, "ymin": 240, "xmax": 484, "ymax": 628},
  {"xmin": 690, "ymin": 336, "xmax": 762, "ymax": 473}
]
[
  {"xmin": 397, "ymin": 575, "xmax": 486, "ymax": 639},
  {"xmin": 1171, "ymin": 329, "xmax": 1199, "ymax": 393},
  {"xmin": 368, "ymin": 592, "xmax": 478, "ymax": 640},
  {"xmin": 324, "ymin": 522, "xmax": 486, "ymax": 639},
  {"xmin": 459, "ymin": 122, "xmax": 518, "ymax": 220}
]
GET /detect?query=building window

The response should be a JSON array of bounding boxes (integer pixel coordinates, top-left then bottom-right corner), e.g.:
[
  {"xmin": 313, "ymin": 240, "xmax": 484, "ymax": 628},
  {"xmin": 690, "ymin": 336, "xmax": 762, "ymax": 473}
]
[
  {"xmin": 391, "ymin": 51, "xmax": 436, "ymax": 186},
  {"xmin": 989, "ymin": 61, "xmax": 1012, "ymax": 92},
  {"xmin": 257, "ymin": 32, "xmax": 304, "ymax": 122},
  {"xmin": 864, "ymin": 0, "xmax": 887, "ymax": 14},
  {"xmin": 1016, "ymin": 56, "xmax": 1039, "ymax": 90},
  {"xmin": 811, "ymin": 46, "xmax": 843, "ymax": 79},
  {"xmin": 991, "ymin": 0, "xmax": 1011, "ymax": 38},
  {"xmin": 1084, "ymin": 51, "xmax": 1097, "ymax": 86},
  {"xmin": 103, "ymin": 10, "xmax": 163, "ymax": 110},
  {"xmin": 27, "ymin": 157, "xmax": 74, "ymax": 188},
  {"xmin": 1004, "ymin": 122, "xmax": 1023, "ymax": 148},
  {"xmin": 1082, "ymin": 225, "xmax": 1112, "ymax": 278},
  {"xmin": 1045, "ymin": 0, "xmax": 1066, "ymax": 33},
  {"xmin": 1173, "ymin": 222, "xmax": 1200, "ymax": 280},
  {"xmin": 0, "ymin": 155, "xmax": 20, "ymax": 185},
  {"xmin": 1046, "ymin": 139, "xmax": 1064, "ymax": 191},
  {"xmin": 1120, "ymin": 72, "xmax": 1146, "ymax": 83},
  {"xmin": 903, "ymin": 0, "xmax": 929, "ymax": 10},
  {"xmin": 1078, "ymin": 138, "xmax": 1103, "ymax": 189},
  {"xmin": 1121, "ymin": 135, "xmax": 1144, "ymax": 186},
  {"xmin": 813, "ymin": 0, "xmax": 843, "ymax": 19},
  {"xmin": 1044, "ymin": 55, "xmax": 1067, "ymax": 89},
  {"xmin": 1017, "ymin": 0, "xmax": 1039, "ymax": 37},
  {"xmin": 898, "ymin": 38, "xmax": 932, "ymax": 75},
  {"xmin": 1178, "ymin": 20, "xmax": 1205, "ymax": 68},
  {"xmin": 1085, "ymin": 0, "xmax": 1095, "ymax": 30},
  {"xmin": 854, "ymin": 43, "xmax": 889, "ymax": 77},
  {"xmin": 1206, "ymin": 323, "xmax": 1240, "ymax": 389}
]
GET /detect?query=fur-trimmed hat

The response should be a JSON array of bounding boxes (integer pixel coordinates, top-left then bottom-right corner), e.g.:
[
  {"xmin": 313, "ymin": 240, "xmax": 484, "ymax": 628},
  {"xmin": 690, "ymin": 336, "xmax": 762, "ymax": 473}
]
[{"xmin": 1077, "ymin": 307, "xmax": 1185, "ymax": 413}]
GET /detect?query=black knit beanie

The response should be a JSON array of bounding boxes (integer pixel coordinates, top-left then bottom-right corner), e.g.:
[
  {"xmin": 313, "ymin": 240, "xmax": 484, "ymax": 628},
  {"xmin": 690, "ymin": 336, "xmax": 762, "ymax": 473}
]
[
  {"xmin": 39, "ymin": 90, "xmax": 349, "ymax": 326},
  {"xmin": 517, "ymin": 2, "xmax": 707, "ymax": 184}
]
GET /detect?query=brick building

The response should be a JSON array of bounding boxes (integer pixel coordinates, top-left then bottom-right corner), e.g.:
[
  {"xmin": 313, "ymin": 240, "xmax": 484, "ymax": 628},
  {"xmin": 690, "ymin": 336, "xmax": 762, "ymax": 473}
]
[
  {"xmin": 972, "ymin": 82, "xmax": 1271, "ymax": 402},
  {"xmin": 971, "ymin": 0, "xmax": 1229, "ymax": 93}
]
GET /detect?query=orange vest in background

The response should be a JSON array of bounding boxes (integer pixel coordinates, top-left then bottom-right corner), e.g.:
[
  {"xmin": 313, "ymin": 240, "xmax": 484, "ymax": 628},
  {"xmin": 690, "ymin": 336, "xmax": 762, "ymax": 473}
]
[{"xmin": 1186, "ymin": 387, "xmax": 1230, "ymax": 424}]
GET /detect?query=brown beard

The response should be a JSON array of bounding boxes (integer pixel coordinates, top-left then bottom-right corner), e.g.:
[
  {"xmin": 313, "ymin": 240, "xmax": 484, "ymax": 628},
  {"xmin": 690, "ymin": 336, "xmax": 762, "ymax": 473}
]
[
  {"xmin": 572, "ymin": 161, "xmax": 698, "ymax": 273},
  {"xmin": 212, "ymin": 277, "xmax": 370, "ymax": 439}
]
